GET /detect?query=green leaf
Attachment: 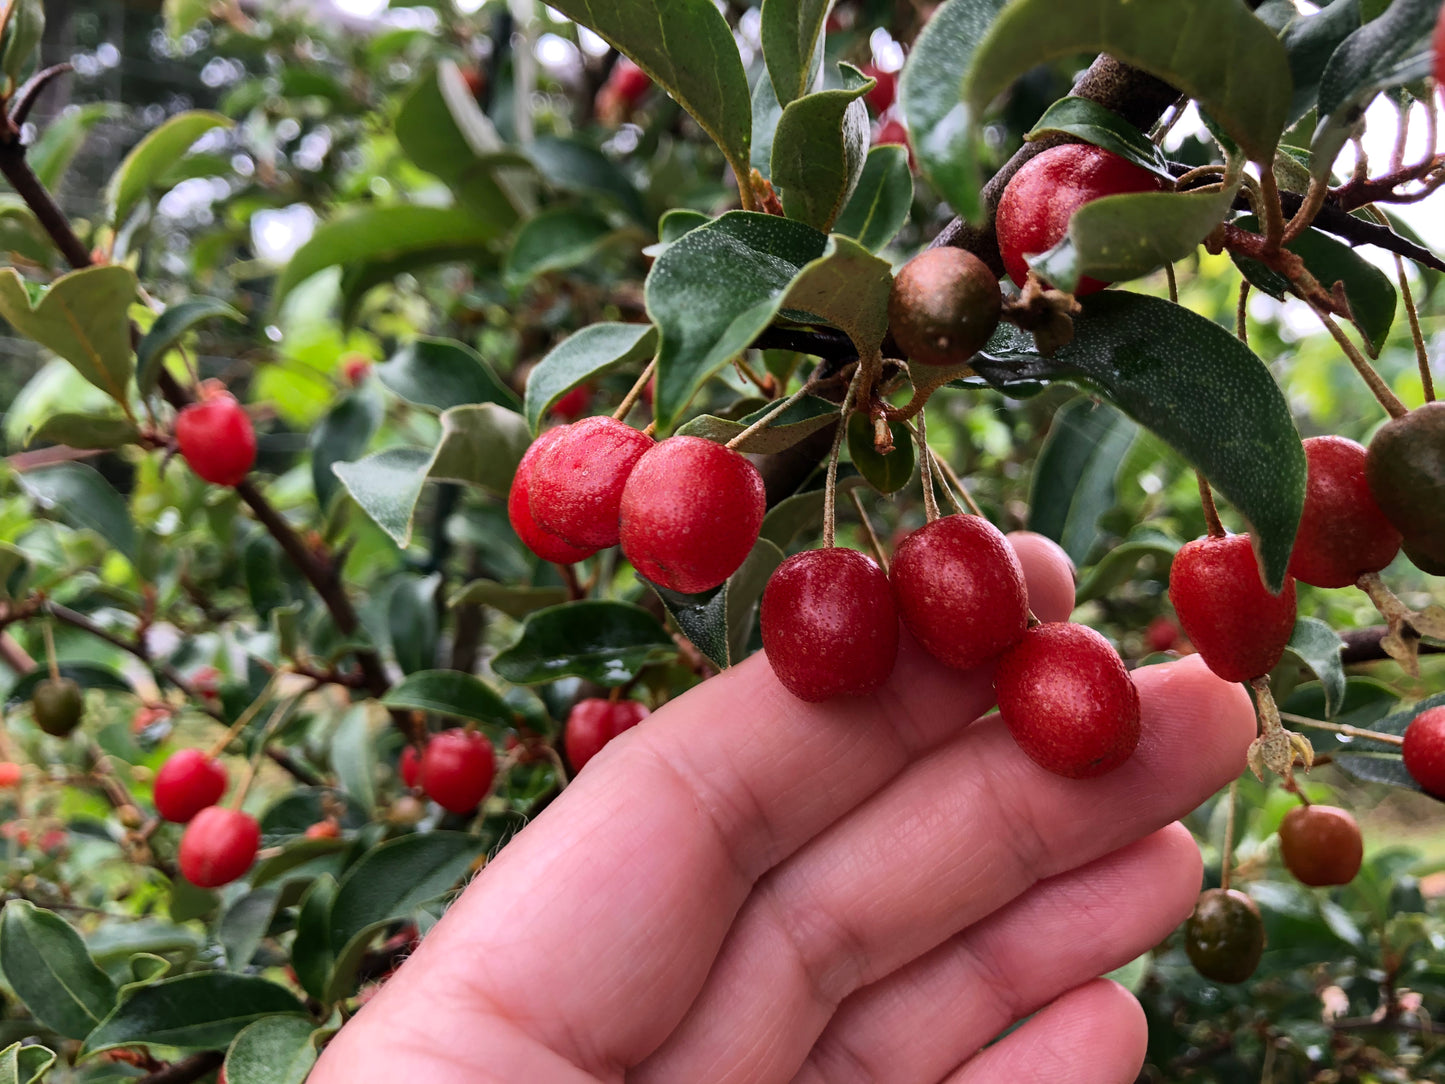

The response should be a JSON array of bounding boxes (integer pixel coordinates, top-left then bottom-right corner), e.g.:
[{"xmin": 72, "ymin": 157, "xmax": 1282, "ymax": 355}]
[
  {"xmin": 0, "ymin": 902, "xmax": 118, "ymax": 1040},
  {"xmin": 547, "ymin": 0, "xmax": 752, "ymax": 196},
  {"xmin": 505, "ymin": 206, "xmax": 618, "ymax": 286},
  {"xmin": 1333, "ymin": 752, "xmax": 1423, "ymax": 793},
  {"xmin": 0, "ymin": 198, "xmax": 52, "ymax": 267},
  {"xmin": 527, "ymin": 137, "xmax": 648, "ymax": 226},
  {"xmin": 311, "ymin": 391, "xmax": 383, "ymax": 509},
  {"xmin": 492, "ymin": 601, "xmax": 678, "ymax": 686},
  {"xmin": 899, "ymin": 0, "xmax": 1008, "ymax": 223},
  {"xmin": 760, "ymin": 0, "xmax": 831, "ymax": 105},
  {"xmin": 758, "ymin": 476, "xmax": 865, "ymax": 550},
  {"xmin": 83, "ymin": 973, "xmax": 307, "ymax": 1054},
  {"xmin": 772, "ymin": 64, "xmax": 872, "ymax": 232},
  {"xmin": 847, "ymin": 414, "xmax": 915, "ymax": 494},
  {"xmin": 648, "ymin": 580, "xmax": 730, "ymax": 670},
  {"xmin": 388, "ymin": 573, "xmax": 440, "ymax": 676},
  {"xmin": 0, "ymin": 1041, "xmax": 55, "ymax": 1084},
  {"xmin": 1025, "ymin": 97, "xmax": 1173, "ymax": 179},
  {"xmin": 274, "ymin": 206, "xmax": 503, "ymax": 312},
  {"xmin": 331, "ymin": 704, "xmax": 377, "ymax": 816},
  {"xmin": 6, "ymin": 662, "xmax": 133, "ymax": 706},
  {"xmin": 1277, "ymin": 0, "xmax": 1361, "ymax": 126},
  {"xmin": 381, "ymin": 670, "xmax": 515, "ymax": 732},
  {"xmin": 964, "ymin": 0, "xmax": 1292, "ymax": 163},
  {"xmin": 0, "ymin": 265, "xmax": 138, "ymax": 406},
  {"xmin": 833, "ymin": 145, "xmax": 915, "ymax": 253},
  {"xmin": 448, "ymin": 580, "xmax": 568, "ymax": 619},
  {"xmin": 24, "ymin": 412, "xmax": 140, "ymax": 450},
  {"xmin": 1284, "ymin": 617, "xmax": 1346, "ymax": 719},
  {"xmin": 333, "ymin": 447, "xmax": 432, "ymax": 547},
  {"xmin": 106, "ymin": 111, "xmax": 232, "ymax": 226},
  {"xmin": 16, "ymin": 462, "xmax": 137, "ymax": 562},
  {"xmin": 218, "ymin": 887, "xmax": 282, "ymax": 972},
  {"xmin": 1029, "ymin": 397, "xmax": 1139, "ymax": 565},
  {"xmin": 974, "ymin": 292, "xmax": 1304, "ymax": 590},
  {"xmin": 1074, "ymin": 529, "xmax": 1180, "ymax": 604},
  {"xmin": 676, "ymin": 395, "xmax": 840, "ymax": 454},
  {"xmin": 30, "ymin": 103, "xmax": 122, "ymax": 192},
  {"xmin": 0, "ymin": 0, "xmax": 43, "ymax": 87},
  {"xmin": 378, "ymin": 337, "xmax": 520, "ymax": 414},
  {"xmin": 224, "ymin": 1016, "xmax": 318, "ymax": 1084},
  {"xmin": 290, "ymin": 875, "xmax": 336, "ymax": 1003},
  {"xmin": 750, "ymin": 62, "xmax": 785, "ymax": 177},
  {"xmin": 135, "ymin": 297, "xmax": 244, "ymax": 398},
  {"xmin": 523, "ymin": 323, "xmax": 657, "ymax": 434},
  {"xmin": 784, "ymin": 234, "xmax": 894, "ymax": 362},
  {"xmin": 0, "ymin": 543, "xmax": 30, "ymax": 602},
  {"xmin": 1315, "ymin": 0, "xmax": 1438, "ymax": 125},
  {"xmin": 725, "ymin": 538, "xmax": 786, "ymax": 662}
]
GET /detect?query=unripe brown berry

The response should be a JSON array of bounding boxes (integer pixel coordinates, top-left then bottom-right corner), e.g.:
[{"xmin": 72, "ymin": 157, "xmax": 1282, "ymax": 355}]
[
  {"xmin": 1278, "ymin": 804, "xmax": 1363, "ymax": 887},
  {"xmin": 1185, "ymin": 888, "xmax": 1265, "ymax": 984},
  {"xmin": 888, "ymin": 247, "xmax": 1002, "ymax": 367}
]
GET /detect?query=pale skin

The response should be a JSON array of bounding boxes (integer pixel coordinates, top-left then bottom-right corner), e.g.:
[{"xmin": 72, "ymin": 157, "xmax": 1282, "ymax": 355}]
[{"xmin": 312, "ymin": 534, "xmax": 1255, "ymax": 1084}]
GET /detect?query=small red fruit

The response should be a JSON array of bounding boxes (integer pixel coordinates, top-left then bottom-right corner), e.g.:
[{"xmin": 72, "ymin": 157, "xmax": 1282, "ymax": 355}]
[
  {"xmin": 153, "ymin": 748, "xmax": 228, "ymax": 824},
  {"xmin": 995, "ymin": 622, "xmax": 1141, "ymax": 778},
  {"xmin": 340, "ymin": 354, "xmax": 371, "ymax": 386},
  {"xmin": 565, "ymin": 698, "xmax": 650, "ymax": 771},
  {"xmin": 400, "ymin": 744, "xmax": 422, "ymax": 789},
  {"xmin": 550, "ymin": 384, "xmax": 592, "ymax": 423},
  {"xmin": 528, "ymin": 416, "xmax": 653, "ymax": 550},
  {"xmin": 1403, "ymin": 705, "xmax": 1445, "ymax": 798},
  {"xmin": 873, "ymin": 115, "xmax": 914, "ymax": 167},
  {"xmin": 175, "ymin": 387, "xmax": 257, "ymax": 487},
  {"xmin": 419, "ymin": 729, "xmax": 496, "ymax": 814},
  {"xmin": 1145, "ymin": 615, "xmax": 1179, "ymax": 653},
  {"xmin": 861, "ymin": 63, "xmax": 897, "ymax": 114},
  {"xmin": 1288, "ymin": 436, "xmax": 1401, "ymax": 588},
  {"xmin": 996, "ymin": 143, "xmax": 1169, "ymax": 295},
  {"xmin": 507, "ymin": 429, "xmax": 600, "ymax": 565},
  {"xmin": 761, "ymin": 548, "xmax": 899, "ymax": 701},
  {"xmin": 619, "ymin": 436, "xmax": 766, "ymax": 593},
  {"xmin": 889, "ymin": 514, "xmax": 1029, "ymax": 671},
  {"xmin": 1435, "ymin": 1, "xmax": 1445, "ymax": 89},
  {"xmin": 131, "ymin": 705, "xmax": 171, "ymax": 736},
  {"xmin": 193, "ymin": 666, "xmax": 222, "ymax": 702},
  {"xmin": 178, "ymin": 806, "xmax": 261, "ymax": 888},
  {"xmin": 610, "ymin": 59, "xmax": 652, "ymax": 107},
  {"xmin": 0, "ymin": 763, "xmax": 21, "ymax": 788},
  {"xmin": 1167, "ymin": 534, "xmax": 1297, "ymax": 684},
  {"xmin": 1278, "ymin": 804, "xmax": 1363, "ymax": 887},
  {"xmin": 305, "ymin": 819, "xmax": 341, "ymax": 840}
]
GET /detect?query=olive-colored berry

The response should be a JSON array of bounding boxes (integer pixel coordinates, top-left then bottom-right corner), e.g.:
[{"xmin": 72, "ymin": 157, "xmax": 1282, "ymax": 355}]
[
  {"xmin": 32, "ymin": 677, "xmax": 85, "ymax": 737},
  {"xmin": 888, "ymin": 247, "xmax": 1002, "ymax": 367},
  {"xmin": 1278, "ymin": 804, "xmax": 1363, "ymax": 887},
  {"xmin": 1365, "ymin": 402, "xmax": 1445, "ymax": 575},
  {"xmin": 1185, "ymin": 888, "xmax": 1265, "ymax": 984}
]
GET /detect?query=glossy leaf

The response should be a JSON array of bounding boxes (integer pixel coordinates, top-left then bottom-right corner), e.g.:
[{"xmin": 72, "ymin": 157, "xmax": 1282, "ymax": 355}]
[
  {"xmin": 107, "ymin": 111, "xmax": 232, "ymax": 226},
  {"xmin": 761, "ymin": 0, "xmax": 831, "ymax": 104},
  {"xmin": 772, "ymin": 64, "xmax": 872, "ymax": 232},
  {"xmin": 16, "ymin": 462, "xmax": 137, "ymax": 561},
  {"xmin": 311, "ymin": 391, "xmax": 383, "ymax": 509},
  {"xmin": 833, "ymin": 145, "xmax": 915, "ymax": 252},
  {"xmin": 24, "ymin": 412, "xmax": 140, "ymax": 450},
  {"xmin": 0, "ymin": 0, "xmax": 44, "ymax": 87},
  {"xmin": 677, "ymin": 396, "xmax": 840, "ymax": 454},
  {"xmin": 1333, "ymin": 752, "xmax": 1424, "ymax": 793},
  {"xmin": 750, "ymin": 62, "xmax": 785, "ymax": 176},
  {"xmin": 493, "ymin": 601, "xmax": 678, "ymax": 686},
  {"xmin": 1025, "ymin": 97, "xmax": 1172, "ymax": 179},
  {"xmin": 218, "ymin": 887, "xmax": 283, "ymax": 972},
  {"xmin": 0, "ymin": 265, "xmax": 137, "ymax": 406},
  {"xmin": 1284, "ymin": 617, "xmax": 1346, "ymax": 719},
  {"xmin": 0, "ymin": 1041, "xmax": 54, "ymax": 1084},
  {"xmin": 224, "ymin": 1016, "xmax": 318, "ymax": 1084},
  {"xmin": 1074, "ymin": 529, "xmax": 1180, "ymax": 604},
  {"xmin": 135, "ymin": 297, "xmax": 244, "ymax": 397},
  {"xmin": 649, "ymin": 580, "xmax": 729, "ymax": 670},
  {"xmin": 0, "ymin": 543, "xmax": 30, "ymax": 602},
  {"xmin": 83, "ymin": 973, "xmax": 307, "ymax": 1054},
  {"xmin": 6, "ymin": 662, "xmax": 133, "ymax": 705},
  {"xmin": 523, "ymin": 323, "xmax": 657, "ymax": 434},
  {"xmin": 0, "ymin": 902, "xmax": 118, "ymax": 1039},
  {"xmin": 725, "ymin": 538, "xmax": 786, "ymax": 661},
  {"xmin": 381, "ymin": 670, "xmax": 514, "ymax": 731},
  {"xmin": 974, "ymin": 292, "xmax": 1304, "ymax": 590},
  {"xmin": 505, "ymin": 206, "xmax": 618, "ymax": 285},
  {"xmin": 378, "ymin": 337, "xmax": 519, "ymax": 414},
  {"xmin": 448, "ymin": 580, "xmax": 568, "ymax": 619},
  {"xmin": 847, "ymin": 414, "xmax": 915, "ymax": 494},
  {"xmin": 332, "ymin": 447, "xmax": 431, "ymax": 547},
  {"xmin": 1029, "ymin": 397, "xmax": 1139, "ymax": 565},
  {"xmin": 389, "ymin": 573, "xmax": 440, "ymax": 676}
]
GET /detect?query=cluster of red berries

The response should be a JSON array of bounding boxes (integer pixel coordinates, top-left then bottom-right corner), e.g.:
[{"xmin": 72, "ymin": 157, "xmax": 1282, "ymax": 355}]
[
  {"xmin": 150, "ymin": 748, "xmax": 261, "ymax": 889},
  {"xmin": 175, "ymin": 381, "xmax": 257, "ymax": 488}
]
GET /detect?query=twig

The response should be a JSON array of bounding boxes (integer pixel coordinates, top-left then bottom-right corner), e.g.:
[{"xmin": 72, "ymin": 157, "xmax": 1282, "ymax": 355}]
[
  {"xmin": 10, "ymin": 63, "xmax": 74, "ymax": 129},
  {"xmin": 1396, "ymin": 254, "xmax": 1433, "ymax": 402},
  {"xmin": 134, "ymin": 1052, "xmax": 224, "ymax": 1084},
  {"xmin": 1198, "ymin": 473, "xmax": 1224, "ymax": 537},
  {"xmin": 725, "ymin": 373, "xmax": 823, "ymax": 450},
  {"xmin": 613, "ymin": 358, "xmax": 656, "ymax": 420},
  {"xmin": 1220, "ymin": 778, "xmax": 1238, "ymax": 892},
  {"xmin": 1278, "ymin": 711, "xmax": 1404, "ymax": 747},
  {"xmin": 915, "ymin": 410, "xmax": 941, "ymax": 523},
  {"xmin": 823, "ymin": 367, "xmax": 863, "ymax": 547}
]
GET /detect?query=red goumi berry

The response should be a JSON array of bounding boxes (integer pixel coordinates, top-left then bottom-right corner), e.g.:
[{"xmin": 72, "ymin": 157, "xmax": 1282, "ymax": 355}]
[
  {"xmin": 419, "ymin": 729, "xmax": 496, "ymax": 814},
  {"xmin": 175, "ymin": 388, "xmax": 257, "ymax": 487},
  {"xmin": 1289, "ymin": 436, "xmax": 1401, "ymax": 588},
  {"xmin": 1403, "ymin": 705, "xmax": 1445, "ymax": 798},
  {"xmin": 996, "ymin": 143, "xmax": 1168, "ymax": 296},
  {"xmin": 890, "ymin": 514, "xmax": 1028, "ymax": 671},
  {"xmin": 508, "ymin": 429, "xmax": 599, "ymax": 565},
  {"xmin": 550, "ymin": 384, "xmax": 593, "ymax": 423},
  {"xmin": 565, "ymin": 698, "xmax": 650, "ymax": 771},
  {"xmin": 761, "ymin": 548, "xmax": 899, "ymax": 702},
  {"xmin": 619, "ymin": 436, "xmax": 766, "ymax": 594},
  {"xmin": 995, "ymin": 622, "xmax": 1140, "ymax": 778},
  {"xmin": 153, "ymin": 748, "xmax": 228, "ymax": 824},
  {"xmin": 1278, "ymin": 804, "xmax": 1363, "ymax": 887},
  {"xmin": 178, "ymin": 806, "xmax": 261, "ymax": 888},
  {"xmin": 1168, "ymin": 534, "xmax": 1297, "ymax": 684},
  {"xmin": 529, "ymin": 416, "xmax": 653, "ymax": 550},
  {"xmin": 861, "ymin": 63, "xmax": 897, "ymax": 114},
  {"xmin": 400, "ymin": 744, "xmax": 423, "ymax": 789}
]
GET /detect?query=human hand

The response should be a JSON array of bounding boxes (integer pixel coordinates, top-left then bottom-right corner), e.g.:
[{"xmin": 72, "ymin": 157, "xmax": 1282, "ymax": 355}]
[{"xmin": 311, "ymin": 535, "xmax": 1254, "ymax": 1084}]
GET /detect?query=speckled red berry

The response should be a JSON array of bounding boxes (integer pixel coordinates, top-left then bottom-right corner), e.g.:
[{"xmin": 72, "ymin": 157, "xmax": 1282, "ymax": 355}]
[
  {"xmin": 419, "ymin": 729, "xmax": 496, "ymax": 814},
  {"xmin": 529, "ymin": 416, "xmax": 653, "ymax": 550},
  {"xmin": 154, "ymin": 748, "xmax": 228, "ymax": 824},
  {"xmin": 1288, "ymin": 436, "xmax": 1401, "ymax": 588},
  {"xmin": 508, "ymin": 429, "xmax": 599, "ymax": 565},
  {"xmin": 761, "ymin": 548, "xmax": 899, "ymax": 702},
  {"xmin": 995, "ymin": 622, "xmax": 1140, "ymax": 778},
  {"xmin": 178, "ymin": 806, "xmax": 260, "ymax": 888},
  {"xmin": 619, "ymin": 436, "xmax": 766, "ymax": 594},
  {"xmin": 1168, "ymin": 534, "xmax": 1297, "ymax": 683},
  {"xmin": 1403, "ymin": 705, "xmax": 1445, "ymax": 798},
  {"xmin": 890, "ymin": 514, "xmax": 1029, "ymax": 671},
  {"xmin": 565, "ymin": 698, "xmax": 650, "ymax": 771},
  {"xmin": 399, "ymin": 744, "xmax": 422, "ymax": 789},
  {"xmin": 1278, "ymin": 804, "xmax": 1363, "ymax": 887},
  {"xmin": 996, "ymin": 143, "xmax": 1168, "ymax": 295},
  {"xmin": 175, "ymin": 388, "xmax": 256, "ymax": 487}
]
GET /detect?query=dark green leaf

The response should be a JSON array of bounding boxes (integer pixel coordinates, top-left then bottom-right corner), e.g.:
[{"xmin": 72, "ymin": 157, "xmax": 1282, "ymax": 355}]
[
  {"xmin": 847, "ymin": 414, "xmax": 915, "ymax": 494},
  {"xmin": 224, "ymin": 1016, "xmax": 317, "ymax": 1084},
  {"xmin": 0, "ymin": 266, "xmax": 137, "ymax": 406},
  {"xmin": 106, "ymin": 111, "xmax": 232, "ymax": 226},
  {"xmin": 331, "ymin": 705, "xmax": 377, "ymax": 815},
  {"xmin": 243, "ymin": 534, "xmax": 290, "ymax": 622},
  {"xmin": 1025, "ymin": 97, "xmax": 1172, "ymax": 179},
  {"xmin": 381, "ymin": 670, "xmax": 515, "ymax": 731},
  {"xmin": 16, "ymin": 462, "xmax": 136, "ymax": 561},
  {"xmin": 1074, "ymin": 529, "xmax": 1179, "ymax": 603},
  {"xmin": 758, "ymin": 476, "xmax": 866, "ymax": 550},
  {"xmin": 1316, "ymin": 0, "xmax": 1438, "ymax": 119},
  {"xmin": 332, "ymin": 447, "xmax": 431, "ymax": 549},
  {"xmin": 1277, "ymin": 0, "xmax": 1361, "ymax": 126},
  {"xmin": 493, "ymin": 601, "xmax": 677, "ymax": 686},
  {"xmin": 649, "ymin": 579, "xmax": 729, "ymax": 670},
  {"xmin": 135, "ymin": 297, "xmax": 244, "ymax": 398},
  {"xmin": 6, "ymin": 662, "xmax": 132, "ymax": 706},
  {"xmin": 505, "ymin": 206, "xmax": 618, "ymax": 285},
  {"xmin": 833, "ymin": 145, "xmax": 915, "ymax": 253},
  {"xmin": 83, "ymin": 973, "xmax": 306, "ymax": 1054},
  {"xmin": 378, "ymin": 338, "xmax": 520, "ymax": 414},
  {"xmin": 389, "ymin": 573, "xmax": 440, "ymax": 676},
  {"xmin": 760, "ymin": 0, "xmax": 831, "ymax": 105},
  {"xmin": 1029, "ymin": 397, "xmax": 1138, "ymax": 565},
  {"xmin": 772, "ymin": 64, "xmax": 872, "ymax": 232},
  {"xmin": 1333, "ymin": 752, "xmax": 1423, "ymax": 793},
  {"xmin": 1283, "ymin": 617, "xmax": 1347, "ymax": 719},
  {"xmin": 448, "ymin": 580, "xmax": 568, "ymax": 619},
  {"xmin": 0, "ymin": 901, "xmax": 118, "ymax": 1040},
  {"xmin": 0, "ymin": 0, "xmax": 44, "ymax": 88},
  {"xmin": 750, "ymin": 62, "xmax": 785, "ymax": 176},
  {"xmin": 725, "ymin": 538, "xmax": 786, "ymax": 662},
  {"xmin": 218, "ymin": 887, "xmax": 282, "ymax": 972},
  {"xmin": 527, "ymin": 137, "xmax": 648, "ymax": 225},
  {"xmin": 30, "ymin": 103, "xmax": 122, "ymax": 192},
  {"xmin": 0, "ymin": 1040, "xmax": 55, "ymax": 1084},
  {"xmin": 677, "ymin": 396, "xmax": 840, "ymax": 454},
  {"xmin": 658, "ymin": 210, "xmax": 711, "ymax": 248},
  {"xmin": 311, "ymin": 392, "xmax": 383, "ymax": 509},
  {"xmin": 290, "ymin": 875, "xmax": 336, "ymax": 1003},
  {"xmin": 0, "ymin": 543, "xmax": 30, "ymax": 602},
  {"xmin": 24, "ymin": 413, "xmax": 140, "ymax": 450},
  {"xmin": 523, "ymin": 323, "xmax": 657, "ymax": 434}
]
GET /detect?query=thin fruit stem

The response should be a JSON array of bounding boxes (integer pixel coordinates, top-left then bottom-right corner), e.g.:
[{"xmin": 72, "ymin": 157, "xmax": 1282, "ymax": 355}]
[
  {"xmin": 1395, "ymin": 254, "xmax": 1434, "ymax": 402},
  {"xmin": 1303, "ymin": 299, "xmax": 1408, "ymax": 419},
  {"xmin": 1258, "ymin": 166, "xmax": 1287, "ymax": 250},
  {"xmin": 1197, "ymin": 472, "xmax": 1225, "ymax": 538},
  {"xmin": 908, "ymin": 423, "xmax": 985, "ymax": 517},
  {"xmin": 1219, "ymin": 777, "xmax": 1238, "ymax": 893},
  {"xmin": 540, "ymin": 745, "xmax": 569, "ymax": 790},
  {"xmin": 1236, "ymin": 280, "xmax": 1250, "ymax": 345},
  {"xmin": 1282, "ymin": 177, "xmax": 1328, "ymax": 244},
  {"xmin": 915, "ymin": 409, "xmax": 941, "ymax": 524},
  {"xmin": 41, "ymin": 621, "xmax": 59, "ymax": 683},
  {"xmin": 612, "ymin": 358, "xmax": 657, "ymax": 421},
  {"xmin": 230, "ymin": 694, "xmax": 300, "ymax": 810},
  {"xmin": 732, "ymin": 355, "xmax": 772, "ymax": 394},
  {"xmin": 1278, "ymin": 711, "xmax": 1404, "ymax": 747},
  {"xmin": 725, "ymin": 373, "xmax": 820, "ymax": 451},
  {"xmin": 1391, "ymin": 100, "xmax": 1411, "ymax": 173},
  {"xmin": 206, "ymin": 670, "xmax": 284, "ymax": 760},
  {"xmin": 822, "ymin": 366, "xmax": 864, "ymax": 548},
  {"xmin": 849, "ymin": 489, "xmax": 890, "ymax": 573},
  {"xmin": 1165, "ymin": 261, "xmax": 1178, "ymax": 304}
]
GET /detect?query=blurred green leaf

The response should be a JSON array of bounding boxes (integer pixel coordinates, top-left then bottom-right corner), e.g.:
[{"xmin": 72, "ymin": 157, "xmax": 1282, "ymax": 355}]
[
  {"xmin": 378, "ymin": 338, "xmax": 519, "ymax": 414},
  {"xmin": 290, "ymin": 875, "xmax": 336, "ymax": 1003},
  {"xmin": 0, "ymin": 902, "xmax": 117, "ymax": 1040},
  {"xmin": 1283, "ymin": 617, "xmax": 1346, "ymax": 719},
  {"xmin": 0, "ymin": 0, "xmax": 44, "ymax": 87},
  {"xmin": 1074, "ymin": 529, "xmax": 1179, "ymax": 604},
  {"xmin": 1025, "ymin": 97, "xmax": 1172, "ymax": 179},
  {"xmin": 523, "ymin": 323, "xmax": 656, "ymax": 434},
  {"xmin": 389, "ymin": 573, "xmax": 440, "ymax": 676},
  {"xmin": 15, "ymin": 462, "xmax": 136, "ymax": 561},
  {"xmin": 493, "ymin": 601, "xmax": 677, "ymax": 686},
  {"xmin": 527, "ymin": 137, "xmax": 648, "ymax": 225},
  {"xmin": 311, "ymin": 391, "xmax": 383, "ymax": 509},
  {"xmin": 331, "ymin": 704, "xmax": 377, "ymax": 815},
  {"xmin": 218, "ymin": 887, "xmax": 282, "ymax": 972},
  {"xmin": 83, "ymin": 973, "xmax": 306, "ymax": 1054},
  {"xmin": 0, "ymin": 1040, "xmax": 54, "ymax": 1084},
  {"xmin": 30, "ymin": 103, "xmax": 122, "ymax": 192},
  {"xmin": 505, "ymin": 206, "xmax": 619, "ymax": 286},
  {"xmin": 448, "ymin": 580, "xmax": 568, "ymax": 619},
  {"xmin": 833, "ymin": 145, "xmax": 915, "ymax": 253},
  {"xmin": 1029, "ymin": 398, "xmax": 1138, "ymax": 566},
  {"xmin": 5, "ymin": 662, "xmax": 132, "ymax": 706},
  {"xmin": 106, "ymin": 111, "xmax": 232, "ymax": 226},
  {"xmin": 1276, "ymin": 0, "xmax": 1361, "ymax": 126},
  {"xmin": 23, "ymin": 412, "xmax": 140, "ymax": 450},
  {"xmin": 135, "ymin": 297, "xmax": 245, "ymax": 398},
  {"xmin": 381, "ymin": 670, "xmax": 514, "ymax": 732}
]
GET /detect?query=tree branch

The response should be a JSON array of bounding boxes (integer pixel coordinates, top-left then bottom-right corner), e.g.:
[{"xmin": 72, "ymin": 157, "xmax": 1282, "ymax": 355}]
[
  {"xmin": 0, "ymin": 125, "xmax": 94, "ymax": 267},
  {"xmin": 1341, "ymin": 626, "xmax": 1445, "ymax": 666},
  {"xmin": 135, "ymin": 1051, "xmax": 224, "ymax": 1084}
]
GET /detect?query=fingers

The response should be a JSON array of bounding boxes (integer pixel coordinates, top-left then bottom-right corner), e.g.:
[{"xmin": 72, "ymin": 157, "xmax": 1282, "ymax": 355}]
[
  {"xmin": 1006, "ymin": 530, "xmax": 1076, "ymax": 623},
  {"xmin": 941, "ymin": 979, "xmax": 1147, "ymax": 1084},
  {"xmin": 633, "ymin": 655, "xmax": 1252, "ymax": 1084},
  {"xmin": 793, "ymin": 825, "xmax": 1198, "ymax": 1084}
]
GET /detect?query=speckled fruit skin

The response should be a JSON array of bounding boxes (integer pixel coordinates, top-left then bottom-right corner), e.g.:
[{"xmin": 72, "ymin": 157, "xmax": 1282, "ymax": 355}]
[
  {"xmin": 996, "ymin": 143, "xmax": 1168, "ymax": 295},
  {"xmin": 175, "ymin": 392, "xmax": 257, "ymax": 487},
  {"xmin": 419, "ymin": 729, "xmax": 496, "ymax": 814},
  {"xmin": 1185, "ymin": 888, "xmax": 1265, "ymax": 984},
  {"xmin": 1289, "ymin": 436, "xmax": 1401, "ymax": 588},
  {"xmin": 888, "ymin": 248, "xmax": 1003, "ymax": 367},
  {"xmin": 32, "ymin": 677, "xmax": 84, "ymax": 737},
  {"xmin": 761, "ymin": 548, "xmax": 899, "ymax": 702},
  {"xmin": 619, "ymin": 436, "xmax": 766, "ymax": 594},
  {"xmin": 1278, "ymin": 804, "xmax": 1363, "ymax": 887},
  {"xmin": 1168, "ymin": 534, "xmax": 1297, "ymax": 683},
  {"xmin": 995, "ymin": 622, "xmax": 1140, "ymax": 778},
  {"xmin": 1365, "ymin": 402, "xmax": 1445, "ymax": 575},
  {"xmin": 529, "ymin": 416, "xmax": 653, "ymax": 550},
  {"xmin": 508, "ymin": 428, "xmax": 600, "ymax": 565},
  {"xmin": 890, "ymin": 515, "xmax": 1029, "ymax": 672},
  {"xmin": 178, "ymin": 806, "xmax": 261, "ymax": 888},
  {"xmin": 565, "ymin": 698, "xmax": 650, "ymax": 771},
  {"xmin": 399, "ymin": 744, "xmax": 422, "ymax": 789},
  {"xmin": 1403, "ymin": 705, "xmax": 1445, "ymax": 798},
  {"xmin": 154, "ymin": 749, "xmax": 228, "ymax": 824}
]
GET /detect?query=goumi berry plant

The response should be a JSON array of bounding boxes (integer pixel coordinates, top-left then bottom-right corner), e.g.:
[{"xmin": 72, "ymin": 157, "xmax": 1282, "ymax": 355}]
[{"xmin": 0, "ymin": 0, "xmax": 1442, "ymax": 1080}]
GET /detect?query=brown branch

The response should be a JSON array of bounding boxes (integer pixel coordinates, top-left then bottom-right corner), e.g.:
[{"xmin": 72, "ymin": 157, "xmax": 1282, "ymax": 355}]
[
  {"xmin": 0, "ymin": 126, "xmax": 94, "ymax": 267},
  {"xmin": 10, "ymin": 63, "xmax": 73, "ymax": 129},
  {"xmin": 134, "ymin": 1051, "xmax": 224, "ymax": 1084},
  {"xmin": 1341, "ymin": 626, "xmax": 1445, "ymax": 666}
]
